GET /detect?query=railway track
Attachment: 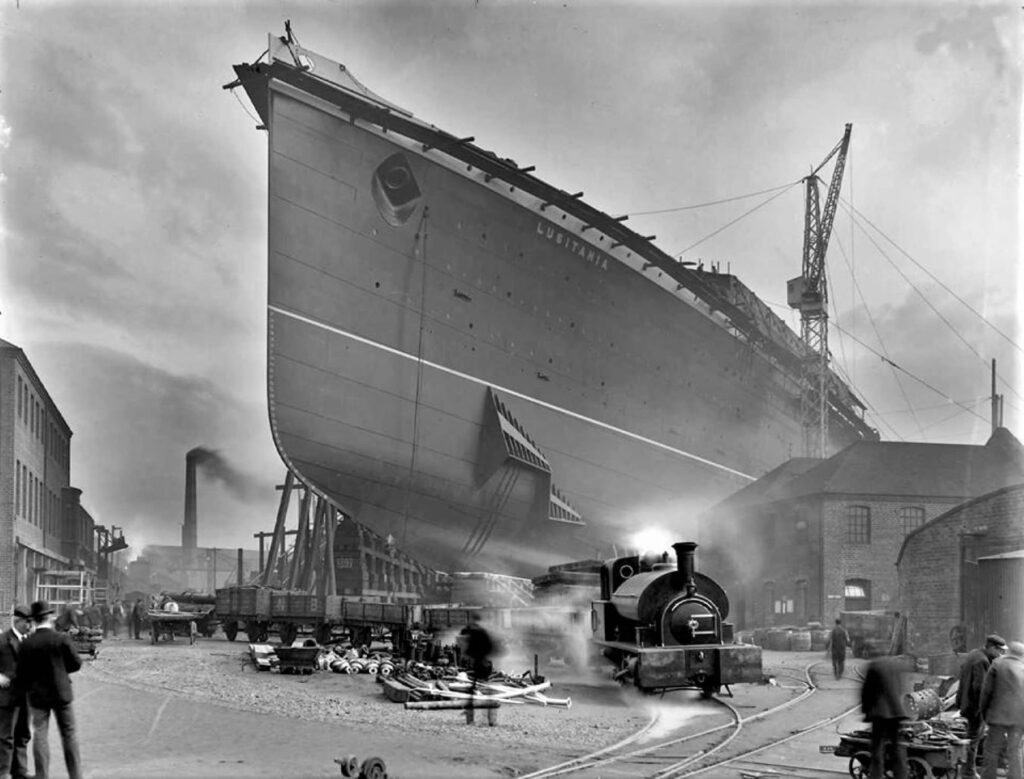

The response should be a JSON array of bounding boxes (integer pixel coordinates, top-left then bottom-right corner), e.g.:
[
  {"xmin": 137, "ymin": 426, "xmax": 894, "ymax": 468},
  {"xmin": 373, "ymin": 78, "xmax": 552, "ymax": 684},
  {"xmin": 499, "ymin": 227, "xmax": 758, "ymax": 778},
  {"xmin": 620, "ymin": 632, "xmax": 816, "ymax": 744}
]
[{"xmin": 523, "ymin": 660, "xmax": 860, "ymax": 779}]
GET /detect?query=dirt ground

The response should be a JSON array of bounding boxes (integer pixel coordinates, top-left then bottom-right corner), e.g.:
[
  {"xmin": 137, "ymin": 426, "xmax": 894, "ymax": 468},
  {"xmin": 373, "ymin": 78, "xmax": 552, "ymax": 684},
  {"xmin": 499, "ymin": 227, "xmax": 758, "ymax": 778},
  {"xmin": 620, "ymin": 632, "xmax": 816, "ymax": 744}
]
[
  {"xmin": 74, "ymin": 633, "xmax": 654, "ymax": 778},
  {"xmin": 54, "ymin": 635, "xmax": 865, "ymax": 778}
]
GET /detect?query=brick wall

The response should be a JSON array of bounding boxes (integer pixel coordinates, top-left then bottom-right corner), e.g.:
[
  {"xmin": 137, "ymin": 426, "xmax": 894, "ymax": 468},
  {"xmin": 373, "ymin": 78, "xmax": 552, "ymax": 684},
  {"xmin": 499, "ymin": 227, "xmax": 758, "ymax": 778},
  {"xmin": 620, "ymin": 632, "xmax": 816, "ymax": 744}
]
[
  {"xmin": 820, "ymin": 495, "xmax": 960, "ymax": 625},
  {"xmin": 898, "ymin": 484, "xmax": 1024, "ymax": 655},
  {"xmin": 704, "ymin": 492, "xmax": 964, "ymax": 631},
  {"xmin": 0, "ymin": 353, "xmax": 15, "ymax": 614}
]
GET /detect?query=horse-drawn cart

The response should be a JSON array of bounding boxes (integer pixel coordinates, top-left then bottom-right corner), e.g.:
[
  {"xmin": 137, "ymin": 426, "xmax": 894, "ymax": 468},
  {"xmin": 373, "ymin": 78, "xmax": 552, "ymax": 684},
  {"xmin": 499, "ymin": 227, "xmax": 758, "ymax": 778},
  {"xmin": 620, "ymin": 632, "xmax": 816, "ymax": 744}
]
[{"xmin": 148, "ymin": 609, "xmax": 205, "ymax": 645}]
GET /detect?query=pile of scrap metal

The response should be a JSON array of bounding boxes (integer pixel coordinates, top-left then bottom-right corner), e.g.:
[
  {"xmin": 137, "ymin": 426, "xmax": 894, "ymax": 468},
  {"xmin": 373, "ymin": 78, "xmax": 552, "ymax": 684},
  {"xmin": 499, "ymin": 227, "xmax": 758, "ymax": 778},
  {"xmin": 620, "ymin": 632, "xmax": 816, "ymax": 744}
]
[
  {"xmin": 380, "ymin": 668, "xmax": 570, "ymax": 711},
  {"xmin": 322, "ymin": 645, "xmax": 398, "ymax": 676}
]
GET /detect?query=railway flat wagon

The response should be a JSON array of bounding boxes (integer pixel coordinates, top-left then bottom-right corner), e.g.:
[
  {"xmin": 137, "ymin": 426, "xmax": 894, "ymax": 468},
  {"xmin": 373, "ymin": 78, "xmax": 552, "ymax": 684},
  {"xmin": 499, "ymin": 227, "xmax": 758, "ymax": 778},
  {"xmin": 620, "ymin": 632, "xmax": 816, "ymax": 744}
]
[{"xmin": 215, "ymin": 586, "xmax": 273, "ymax": 642}]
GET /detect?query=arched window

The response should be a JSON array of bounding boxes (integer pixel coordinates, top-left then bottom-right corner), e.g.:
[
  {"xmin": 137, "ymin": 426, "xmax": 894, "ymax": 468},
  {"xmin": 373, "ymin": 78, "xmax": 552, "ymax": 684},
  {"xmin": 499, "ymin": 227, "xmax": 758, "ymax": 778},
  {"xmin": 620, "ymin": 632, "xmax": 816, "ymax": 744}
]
[
  {"xmin": 899, "ymin": 506, "xmax": 925, "ymax": 536},
  {"xmin": 844, "ymin": 578, "xmax": 871, "ymax": 611},
  {"xmin": 846, "ymin": 505, "xmax": 871, "ymax": 544}
]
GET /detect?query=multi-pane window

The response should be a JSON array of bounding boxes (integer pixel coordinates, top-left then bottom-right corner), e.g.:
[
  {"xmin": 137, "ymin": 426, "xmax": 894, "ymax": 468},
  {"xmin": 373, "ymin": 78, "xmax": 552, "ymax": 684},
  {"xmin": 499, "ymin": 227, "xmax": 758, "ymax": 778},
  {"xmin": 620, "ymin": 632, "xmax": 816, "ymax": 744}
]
[
  {"xmin": 846, "ymin": 505, "xmax": 871, "ymax": 544},
  {"xmin": 900, "ymin": 506, "xmax": 925, "ymax": 536}
]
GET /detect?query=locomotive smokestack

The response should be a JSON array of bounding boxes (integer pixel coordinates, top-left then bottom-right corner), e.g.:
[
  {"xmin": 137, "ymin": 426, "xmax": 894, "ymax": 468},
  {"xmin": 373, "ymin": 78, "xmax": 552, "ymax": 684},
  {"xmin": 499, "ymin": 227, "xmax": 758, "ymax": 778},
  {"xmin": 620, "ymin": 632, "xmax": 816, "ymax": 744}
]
[
  {"xmin": 673, "ymin": 541, "xmax": 698, "ymax": 596},
  {"xmin": 183, "ymin": 449, "xmax": 199, "ymax": 549}
]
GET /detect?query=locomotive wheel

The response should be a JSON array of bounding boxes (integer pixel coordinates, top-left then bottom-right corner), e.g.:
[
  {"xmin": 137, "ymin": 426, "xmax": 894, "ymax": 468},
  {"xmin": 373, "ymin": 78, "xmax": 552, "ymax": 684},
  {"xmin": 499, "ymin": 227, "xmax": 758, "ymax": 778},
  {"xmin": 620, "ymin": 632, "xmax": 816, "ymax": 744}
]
[
  {"xmin": 224, "ymin": 621, "xmax": 239, "ymax": 642},
  {"xmin": 907, "ymin": 757, "xmax": 934, "ymax": 779},
  {"xmin": 359, "ymin": 756, "xmax": 387, "ymax": 779}
]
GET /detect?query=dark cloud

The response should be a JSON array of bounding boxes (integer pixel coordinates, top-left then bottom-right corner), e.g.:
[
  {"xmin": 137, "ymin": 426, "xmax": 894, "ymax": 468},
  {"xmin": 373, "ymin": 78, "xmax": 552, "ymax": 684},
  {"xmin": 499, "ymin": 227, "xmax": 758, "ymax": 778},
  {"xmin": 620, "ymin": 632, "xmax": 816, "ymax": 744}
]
[{"xmin": 26, "ymin": 341, "xmax": 280, "ymax": 550}]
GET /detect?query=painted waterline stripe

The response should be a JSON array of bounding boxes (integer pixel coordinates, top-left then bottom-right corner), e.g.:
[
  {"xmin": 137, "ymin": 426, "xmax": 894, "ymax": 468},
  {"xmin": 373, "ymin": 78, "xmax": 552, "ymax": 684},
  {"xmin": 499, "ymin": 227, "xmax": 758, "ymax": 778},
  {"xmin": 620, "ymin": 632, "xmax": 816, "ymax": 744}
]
[{"xmin": 269, "ymin": 304, "xmax": 756, "ymax": 481}]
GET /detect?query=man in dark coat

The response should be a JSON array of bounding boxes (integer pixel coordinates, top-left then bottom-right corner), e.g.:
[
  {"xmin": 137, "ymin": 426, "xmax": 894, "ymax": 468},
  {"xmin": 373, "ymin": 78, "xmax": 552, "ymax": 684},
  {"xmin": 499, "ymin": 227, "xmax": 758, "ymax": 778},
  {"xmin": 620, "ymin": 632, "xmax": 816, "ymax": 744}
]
[
  {"xmin": 0, "ymin": 605, "xmax": 33, "ymax": 779},
  {"xmin": 459, "ymin": 613, "xmax": 494, "ymax": 688},
  {"xmin": 979, "ymin": 640, "xmax": 1024, "ymax": 779},
  {"xmin": 957, "ymin": 633, "xmax": 1006, "ymax": 779},
  {"xmin": 130, "ymin": 598, "xmax": 146, "ymax": 640},
  {"xmin": 20, "ymin": 600, "xmax": 82, "ymax": 779},
  {"xmin": 827, "ymin": 618, "xmax": 851, "ymax": 679},
  {"xmin": 861, "ymin": 655, "xmax": 908, "ymax": 779}
]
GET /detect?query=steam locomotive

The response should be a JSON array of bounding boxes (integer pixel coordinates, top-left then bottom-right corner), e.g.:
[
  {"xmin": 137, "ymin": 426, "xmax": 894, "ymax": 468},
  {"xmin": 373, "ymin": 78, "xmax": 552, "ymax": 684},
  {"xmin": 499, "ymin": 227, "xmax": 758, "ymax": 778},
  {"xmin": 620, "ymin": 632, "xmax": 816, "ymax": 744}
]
[{"xmin": 591, "ymin": 541, "xmax": 762, "ymax": 696}]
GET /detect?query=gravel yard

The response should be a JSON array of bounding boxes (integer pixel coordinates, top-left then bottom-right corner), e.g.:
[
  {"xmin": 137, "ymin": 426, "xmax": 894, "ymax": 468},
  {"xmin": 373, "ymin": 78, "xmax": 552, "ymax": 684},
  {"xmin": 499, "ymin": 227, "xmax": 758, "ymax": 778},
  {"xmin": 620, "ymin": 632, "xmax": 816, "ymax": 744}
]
[{"xmin": 86, "ymin": 636, "xmax": 651, "ymax": 768}]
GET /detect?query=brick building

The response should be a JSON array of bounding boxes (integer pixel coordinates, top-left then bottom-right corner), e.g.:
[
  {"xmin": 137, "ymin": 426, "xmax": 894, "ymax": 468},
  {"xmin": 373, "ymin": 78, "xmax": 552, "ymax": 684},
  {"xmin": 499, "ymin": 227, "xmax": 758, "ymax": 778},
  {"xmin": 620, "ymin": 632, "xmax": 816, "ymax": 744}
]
[
  {"xmin": 897, "ymin": 483, "xmax": 1024, "ymax": 655},
  {"xmin": 700, "ymin": 428, "xmax": 1024, "ymax": 631},
  {"xmin": 0, "ymin": 338, "xmax": 103, "ymax": 612}
]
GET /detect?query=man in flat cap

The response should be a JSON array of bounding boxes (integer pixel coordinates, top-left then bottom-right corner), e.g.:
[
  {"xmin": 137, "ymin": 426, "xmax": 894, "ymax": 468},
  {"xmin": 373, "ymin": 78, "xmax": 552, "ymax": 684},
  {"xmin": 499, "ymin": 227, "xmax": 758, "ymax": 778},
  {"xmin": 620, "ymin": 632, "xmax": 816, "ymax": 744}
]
[
  {"xmin": 19, "ymin": 601, "xmax": 82, "ymax": 779},
  {"xmin": 980, "ymin": 640, "xmax": 1024, "ymax": 779},
  {"xmin": 957, "ymin": 634, "xmax": 1006, "ymax": 779},
  {"xmin": 0, "ymin": 605, "xmax": 33, "ymax": 779}
]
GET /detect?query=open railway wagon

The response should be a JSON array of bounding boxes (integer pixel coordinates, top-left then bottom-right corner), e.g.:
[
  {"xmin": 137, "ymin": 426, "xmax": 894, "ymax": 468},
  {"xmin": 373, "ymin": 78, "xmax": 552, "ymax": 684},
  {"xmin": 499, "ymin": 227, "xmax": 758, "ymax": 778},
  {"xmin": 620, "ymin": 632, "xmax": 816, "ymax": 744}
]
[
  {"xmin": 215, "ymin": 587, "xmax": 409, "ymax": 647},
  {"xmin": 216, "ymin": 471, "xmax": 418, "ymax": 647},
  {"xmin": 591, "ymin": 541, "xmax": 763, "ymax": 697}
]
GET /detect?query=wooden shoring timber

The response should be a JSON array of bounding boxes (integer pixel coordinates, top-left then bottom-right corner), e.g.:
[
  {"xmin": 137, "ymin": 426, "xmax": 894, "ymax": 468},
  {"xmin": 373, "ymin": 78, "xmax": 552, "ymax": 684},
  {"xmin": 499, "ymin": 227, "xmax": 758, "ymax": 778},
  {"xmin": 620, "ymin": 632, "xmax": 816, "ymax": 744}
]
[
  {"xmin": 301, "ymin": 498, "xmax": 326, "ymax": 594},
  {"xmin": 287, "ymin": 486, "xmax": 312, "ymax": 589},
  {"xmin": 405, "ymin": 699, "xmax": 500, "ymax": 710},
  {"xmin": 325, "ymin": 507, "xmax": 338, "ymax": 597},
  {"xmin": 261, "ymin": 471, "xmax": 295, "ymax": 586}
]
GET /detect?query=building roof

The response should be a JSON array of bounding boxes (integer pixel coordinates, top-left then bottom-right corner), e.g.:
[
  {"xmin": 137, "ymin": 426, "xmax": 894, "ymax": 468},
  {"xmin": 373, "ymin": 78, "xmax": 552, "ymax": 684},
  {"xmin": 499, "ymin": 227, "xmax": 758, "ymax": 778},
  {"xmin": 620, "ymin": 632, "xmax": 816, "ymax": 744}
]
[
  {"xmin": 0, "ymin": 336, "xmax": 73, "ymax": 434},
  {"xmin": 712, "ymin": 428, "xmax": 1024, "ymax": 511},
  {"xmin": 709, "ymin": 457, "xmax": 820, "ymax": 510}
]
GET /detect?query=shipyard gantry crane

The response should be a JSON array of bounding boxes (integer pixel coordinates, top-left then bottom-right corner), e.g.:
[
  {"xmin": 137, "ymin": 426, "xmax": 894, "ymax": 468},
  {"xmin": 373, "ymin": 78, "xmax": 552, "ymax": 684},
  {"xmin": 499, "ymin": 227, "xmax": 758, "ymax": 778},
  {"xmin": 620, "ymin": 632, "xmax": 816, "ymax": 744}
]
[{"xmin": 787, "ymin": 123, "xmax": 852, "ymax": 458}]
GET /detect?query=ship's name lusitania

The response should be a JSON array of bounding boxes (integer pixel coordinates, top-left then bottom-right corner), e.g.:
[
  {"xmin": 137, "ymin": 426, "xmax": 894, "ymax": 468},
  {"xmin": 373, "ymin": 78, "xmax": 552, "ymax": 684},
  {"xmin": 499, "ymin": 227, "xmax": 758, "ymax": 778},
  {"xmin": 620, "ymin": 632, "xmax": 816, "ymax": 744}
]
[{"xmin": 536, "ymin": 221, "xmax": 609, "ymax": 271}]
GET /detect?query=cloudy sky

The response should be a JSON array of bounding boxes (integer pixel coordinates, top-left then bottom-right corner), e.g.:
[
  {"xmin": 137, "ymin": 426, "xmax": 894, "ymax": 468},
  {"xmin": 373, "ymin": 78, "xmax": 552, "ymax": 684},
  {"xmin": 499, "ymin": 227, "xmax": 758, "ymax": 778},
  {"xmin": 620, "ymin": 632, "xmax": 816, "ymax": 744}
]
[{"xmin": 0, "ymin": 1, "xmax": 1019, "ymax": 556}]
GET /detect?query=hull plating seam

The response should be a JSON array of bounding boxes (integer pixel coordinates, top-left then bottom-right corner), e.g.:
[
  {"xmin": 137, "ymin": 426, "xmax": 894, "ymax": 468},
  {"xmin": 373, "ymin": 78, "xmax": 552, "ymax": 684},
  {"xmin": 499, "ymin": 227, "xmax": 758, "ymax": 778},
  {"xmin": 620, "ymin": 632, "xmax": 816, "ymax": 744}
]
[{"xmin": 269, "ymin": 304, "xmax": 756, "ymax": 481}]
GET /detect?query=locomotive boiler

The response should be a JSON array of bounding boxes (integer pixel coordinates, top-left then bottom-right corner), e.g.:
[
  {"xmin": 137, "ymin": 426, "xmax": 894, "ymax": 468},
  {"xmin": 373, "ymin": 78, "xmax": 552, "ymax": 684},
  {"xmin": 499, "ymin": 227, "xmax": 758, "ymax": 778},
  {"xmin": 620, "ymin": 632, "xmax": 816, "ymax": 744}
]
[{"xmin": 591, "ymin": 541, "xmax": 762, "ymax": 696}]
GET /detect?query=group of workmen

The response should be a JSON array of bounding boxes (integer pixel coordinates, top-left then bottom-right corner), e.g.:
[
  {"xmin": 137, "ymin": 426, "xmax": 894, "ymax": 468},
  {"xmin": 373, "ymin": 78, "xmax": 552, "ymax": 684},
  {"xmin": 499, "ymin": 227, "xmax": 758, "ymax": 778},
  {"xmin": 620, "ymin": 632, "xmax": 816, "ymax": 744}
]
[
  {"xmin": 956, "ymin": 634, "xmax": 1024, "ymax": 779},
  {"xmin": 0, "ymin": 601, "xmax": 84, "ymax": 779},
  {"xmin": 827, "ymin": 619, "xmax": 1024, "ymax": 779}
]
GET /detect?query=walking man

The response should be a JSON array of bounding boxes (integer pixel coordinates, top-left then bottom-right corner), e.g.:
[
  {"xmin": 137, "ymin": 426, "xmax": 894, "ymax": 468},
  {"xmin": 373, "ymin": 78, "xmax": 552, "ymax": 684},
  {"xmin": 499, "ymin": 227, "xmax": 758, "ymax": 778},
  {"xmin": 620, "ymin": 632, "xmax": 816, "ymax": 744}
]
[
  {"xmin": 827, "ymin": 618, "xmax": 851, "ymax": 679},
  {"xmin": 459, "ymin": 613, "xmax": 495, "ymax": 725},
  {"xmin": 860, "ymin": 655, "xmax": 907, "ymax": 779},
  {"xmin": 19, "ymin": 600, "xmax": 82, "ymax": 779},
  {"xmin": 0, "ymin": 605, "xmax": 33, "ymax": 779},
  {"xmin": 979, "ymin": 640, "xmax": 1024, "ymax": 779},
  {"xmin": 130, "ymin": 598, "xmax": 146, "ymax": 640},
  {"xmin": 957, "ymin": 634, "xmax": 1006, "ymax": 778}
]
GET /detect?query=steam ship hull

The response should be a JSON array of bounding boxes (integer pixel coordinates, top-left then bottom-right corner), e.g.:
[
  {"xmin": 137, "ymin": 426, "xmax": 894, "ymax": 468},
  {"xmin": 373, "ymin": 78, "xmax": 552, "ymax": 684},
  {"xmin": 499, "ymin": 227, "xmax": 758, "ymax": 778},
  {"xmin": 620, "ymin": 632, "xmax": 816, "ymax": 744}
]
[{"xmin": 234, "ymin": 40, "xmax": 872, "ymax": 576}]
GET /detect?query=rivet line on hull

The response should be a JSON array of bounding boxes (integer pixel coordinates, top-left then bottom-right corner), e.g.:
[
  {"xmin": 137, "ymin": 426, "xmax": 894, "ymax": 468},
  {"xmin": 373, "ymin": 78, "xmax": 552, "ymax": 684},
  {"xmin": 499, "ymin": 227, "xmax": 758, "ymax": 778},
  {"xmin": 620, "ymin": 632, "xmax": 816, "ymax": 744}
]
[{"xmin": 268, "ymin": 305, "xmax": 757, "ymax": 482}]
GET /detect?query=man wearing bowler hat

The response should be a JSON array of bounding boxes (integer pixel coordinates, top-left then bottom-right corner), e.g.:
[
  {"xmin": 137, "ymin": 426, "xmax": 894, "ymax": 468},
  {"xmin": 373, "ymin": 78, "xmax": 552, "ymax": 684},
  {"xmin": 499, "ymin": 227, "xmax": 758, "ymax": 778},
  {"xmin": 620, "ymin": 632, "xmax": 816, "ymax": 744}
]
[
  {"xmin": 19, "ymin": 600, "xmax": 82, "ymax": 779},
  {"xmin": 0, "ymin": 605, "xmax": 33, "ymax": 779}
]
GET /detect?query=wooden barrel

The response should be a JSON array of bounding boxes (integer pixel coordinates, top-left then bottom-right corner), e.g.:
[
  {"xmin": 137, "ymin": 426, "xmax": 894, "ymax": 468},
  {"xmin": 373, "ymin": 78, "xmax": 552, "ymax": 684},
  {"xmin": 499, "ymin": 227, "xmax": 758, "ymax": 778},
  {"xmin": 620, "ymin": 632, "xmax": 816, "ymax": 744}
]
[
  {"xmin": 791, "ymin": 630, "xmax": 812, "ymax": 651},
  {"xmin": 810, "ymin": 629, "xmax": 829, "ymax": 651},
  {"xmin": 765, "ymin": 629, "xmax": 791, "ymax": 651}
]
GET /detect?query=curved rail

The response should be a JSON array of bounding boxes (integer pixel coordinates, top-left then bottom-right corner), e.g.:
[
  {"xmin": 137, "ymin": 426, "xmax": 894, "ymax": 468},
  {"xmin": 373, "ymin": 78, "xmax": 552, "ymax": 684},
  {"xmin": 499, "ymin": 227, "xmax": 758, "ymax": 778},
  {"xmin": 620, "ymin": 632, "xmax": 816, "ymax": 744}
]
[
  {"xmin": 525, "ymin": 660, "xmax": 824, "ymax": 779},
  {"xmin": 661, "ymin": 660, "xmax": 860, "ymax": 779}
]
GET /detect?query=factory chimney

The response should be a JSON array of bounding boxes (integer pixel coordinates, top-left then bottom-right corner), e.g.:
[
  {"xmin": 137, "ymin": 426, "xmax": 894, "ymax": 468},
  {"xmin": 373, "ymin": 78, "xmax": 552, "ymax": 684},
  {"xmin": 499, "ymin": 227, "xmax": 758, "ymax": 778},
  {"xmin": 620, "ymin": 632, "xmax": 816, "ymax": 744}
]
[
  {"xmin": 183, "ymin": 449, "xmax": 199, "ymax": 549},
  {"xmin": 672, "ymin": 541, "xmax": 698, "ymax": 596}
]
